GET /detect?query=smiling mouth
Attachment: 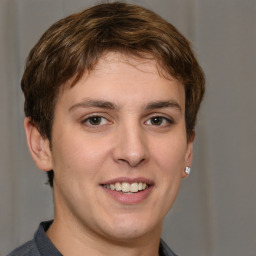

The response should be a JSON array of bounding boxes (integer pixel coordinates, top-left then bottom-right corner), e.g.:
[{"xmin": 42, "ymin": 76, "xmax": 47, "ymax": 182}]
[{"xmin": 101, "ymin": 182, "xmax": 150, "ymax": 194}]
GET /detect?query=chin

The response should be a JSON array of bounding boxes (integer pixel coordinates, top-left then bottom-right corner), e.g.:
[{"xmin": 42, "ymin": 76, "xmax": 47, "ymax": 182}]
[
  {"xmin": 104, "ymin": 226, "xmax": 150, "ymax": 243},
  {"xmin": 101, "ymin": 213, "xmax": 160, "ymax": 242}
]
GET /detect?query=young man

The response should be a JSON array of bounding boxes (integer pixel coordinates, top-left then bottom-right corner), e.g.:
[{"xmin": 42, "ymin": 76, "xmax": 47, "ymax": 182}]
[{"xmin": 8, "ymin": 2, "xmax": 205, "ymax": 256}]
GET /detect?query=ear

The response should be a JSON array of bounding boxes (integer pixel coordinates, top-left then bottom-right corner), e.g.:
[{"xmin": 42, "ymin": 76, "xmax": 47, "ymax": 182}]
[
  {"xmin": 24, "ymin": 117, "xmax": 53, "ymax": 171},
  {"xmin": 182, "ymin": 130, "xmax": 195, "ymax": 178}
]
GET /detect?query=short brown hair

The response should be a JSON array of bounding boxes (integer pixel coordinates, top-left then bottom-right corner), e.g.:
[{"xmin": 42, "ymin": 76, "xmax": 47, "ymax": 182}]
[{"xmin": 21, "ymin": 2, "xmax": 205, "ymax": 187}]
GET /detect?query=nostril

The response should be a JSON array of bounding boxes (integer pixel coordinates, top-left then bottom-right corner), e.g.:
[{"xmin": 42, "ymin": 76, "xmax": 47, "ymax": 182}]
[{"xmin": 118, "ymin": 157, "xmax": 145, "ymax": 167}]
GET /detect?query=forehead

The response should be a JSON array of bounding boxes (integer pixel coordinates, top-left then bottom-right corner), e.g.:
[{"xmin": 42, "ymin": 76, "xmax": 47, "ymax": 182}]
[
  {"xmin": 64, "ymin": 51, "xmax": 178, "ymax": 89},
  {"xmin": 58, "ymin": 52, "xmax": 185, "ymax": 110},
  {"xmin": 94, "ymin": 52, "xmax": 161, "ymax": 74},
  {"xmin": 92, "ymin": 52, "xmax": 176, "ymax": 81}
]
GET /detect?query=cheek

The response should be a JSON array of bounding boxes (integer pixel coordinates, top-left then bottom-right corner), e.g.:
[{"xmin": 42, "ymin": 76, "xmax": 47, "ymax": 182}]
[
  {"xmin": 153, "ymin": 135, "xmax": 187, "ymax": 174},
  {"xmin": 151, "ymin": 133, "xmax": 187, "ymax": 211},
  {"xmin": 51, "ymin": 133, "xmax": 110, "ymax": 179}
]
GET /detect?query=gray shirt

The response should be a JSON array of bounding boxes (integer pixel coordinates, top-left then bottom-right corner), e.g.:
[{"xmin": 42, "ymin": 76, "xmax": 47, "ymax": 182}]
[{"xmin": 7, "ymin": 220, "xmax": 178, "ymax": 256}]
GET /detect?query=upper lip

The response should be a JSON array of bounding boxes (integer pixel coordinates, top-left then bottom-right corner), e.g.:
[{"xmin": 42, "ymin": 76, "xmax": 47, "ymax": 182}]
[{"xmin": 101, "ymin": 177, "xmax": 154, "ymax": 185}]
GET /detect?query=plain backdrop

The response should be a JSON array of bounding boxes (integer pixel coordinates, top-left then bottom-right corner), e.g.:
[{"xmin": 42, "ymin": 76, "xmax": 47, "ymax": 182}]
[{"xmin": 0, "ymin": 0, "xmax": 256, "ymax": 255}]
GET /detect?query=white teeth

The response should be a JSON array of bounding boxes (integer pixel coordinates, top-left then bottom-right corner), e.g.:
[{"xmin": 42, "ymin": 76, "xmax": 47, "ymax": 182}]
[
  {"xmin": 104, "ymin": 182, "xmax": 149, "ymax": 193},
  {"xmin": 115, "ymin": 182, "xmax": 122, "ymax": 191},
  {"xmin": 130, "ymin": 183, "xmax": 138, "ymax": 192},
  {"xmin": 121, "ymin": 182, "xmax": 130, "ymax": 193}
]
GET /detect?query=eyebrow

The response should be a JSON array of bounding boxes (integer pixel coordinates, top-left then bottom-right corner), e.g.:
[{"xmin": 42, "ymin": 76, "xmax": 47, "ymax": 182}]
[
  {"xmin": 69, "ymin": 99, "xmax": 117, "ymax": 112},
  {"xmin": 69, "ymin": 99, "xmax": 182, "ymax": 113},
  {"xmin": 145, "ymin": 100, "xmax": 182, "ymax": 113}
]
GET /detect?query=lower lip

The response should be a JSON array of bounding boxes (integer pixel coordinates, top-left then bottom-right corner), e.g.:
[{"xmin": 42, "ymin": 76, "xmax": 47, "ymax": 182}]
[{"xmin": 101, "ymin": 186, "xmax": 154, "ymax": 204}]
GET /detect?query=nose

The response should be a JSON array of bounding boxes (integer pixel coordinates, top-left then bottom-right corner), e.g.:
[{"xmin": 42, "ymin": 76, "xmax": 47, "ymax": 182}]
[{"xmin": 112, "ymin": 122, "xmax": 149, "ymax": 167}]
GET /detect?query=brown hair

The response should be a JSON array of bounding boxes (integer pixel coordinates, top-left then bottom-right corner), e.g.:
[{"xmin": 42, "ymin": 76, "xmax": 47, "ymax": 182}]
[{"xmin": 21, "ymin": 2, "xmax": 205, "ymax": 187}]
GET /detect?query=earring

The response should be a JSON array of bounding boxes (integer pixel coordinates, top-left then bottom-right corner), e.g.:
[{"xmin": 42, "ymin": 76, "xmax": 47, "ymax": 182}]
[{"xmin": 185, "ymin": 166, "xmax": 191, "ymax": 175}]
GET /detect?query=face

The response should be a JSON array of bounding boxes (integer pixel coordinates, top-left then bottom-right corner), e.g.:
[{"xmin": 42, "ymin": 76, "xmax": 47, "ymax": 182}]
[{"xmin": 32, "ymin": 52, "xmax": 193, "ymax": 243}]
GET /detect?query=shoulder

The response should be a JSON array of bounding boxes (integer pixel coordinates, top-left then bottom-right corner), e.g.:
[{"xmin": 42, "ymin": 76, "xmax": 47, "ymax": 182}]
[
  {"xmin": 160, "ymin": 239, "xmax": 179, "ymax": 256},
  {"xmin": 6, "ymin": 239, "xmax": 40, "ymax": 256}
]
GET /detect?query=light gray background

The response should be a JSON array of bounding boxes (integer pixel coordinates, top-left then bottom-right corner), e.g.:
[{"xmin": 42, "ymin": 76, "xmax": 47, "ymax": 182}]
[{"xmin": 1, "ymin": 0, "xmax": 255, "ymax": 255}]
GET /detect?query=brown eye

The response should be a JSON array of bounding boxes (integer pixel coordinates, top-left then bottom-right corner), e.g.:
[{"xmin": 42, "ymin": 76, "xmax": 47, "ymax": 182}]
[
  {"xmin": 145, "ymin": 116, "xmax": 173, "ymax": 127},
  {"xmin": 88, "ymin": 116, "xmax": 102, "ymax": 125},
  {"xmin": 82, "ymin": 116, "xmax": 108, "ymax": 126},
  {"xmin": 150, "ymin": 117, "xmax": 163, "ymax": 126}
]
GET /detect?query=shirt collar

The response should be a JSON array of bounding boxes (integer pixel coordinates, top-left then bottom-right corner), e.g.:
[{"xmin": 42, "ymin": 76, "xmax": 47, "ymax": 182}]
[
  {"xmin": 35, "ymin": 220, "xmax": 177, "ymax": 256},
  {"xmin": 34, "ymin": 220, "xmax": 62, "ymax": 256}
]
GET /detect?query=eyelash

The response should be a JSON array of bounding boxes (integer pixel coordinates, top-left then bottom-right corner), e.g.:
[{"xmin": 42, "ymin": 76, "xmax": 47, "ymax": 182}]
[
  {"xmin": 81, "ymin": 115, "xmax": 109, "ymax": 126},
  {"xmin": 145, "ymin": 116, "xmax": 174, "ymax": 127},
  {"xmin": 81, "ymin": 115, "xmax": 174, "ymax": 128}
]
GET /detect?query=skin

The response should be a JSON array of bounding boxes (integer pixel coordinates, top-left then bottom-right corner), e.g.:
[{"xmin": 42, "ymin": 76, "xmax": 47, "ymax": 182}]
[{"xmin": 25, "ymin": 52, "xmax": 194, "ymax": 256}]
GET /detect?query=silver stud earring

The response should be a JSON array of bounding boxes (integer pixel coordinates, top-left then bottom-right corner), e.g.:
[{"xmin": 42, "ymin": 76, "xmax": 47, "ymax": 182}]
[{"xmin": 185, "ymin": 167, "xmax": 191, "ymax": 175}]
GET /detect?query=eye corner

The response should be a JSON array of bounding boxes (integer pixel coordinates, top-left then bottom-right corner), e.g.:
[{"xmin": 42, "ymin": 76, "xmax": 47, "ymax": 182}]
[
  {"xmin": 81, "ymin": 115, "xmax": 111, "ymax": 127},
  {"xmin": 144, "ymin": 115, "xmax": 174, "ymax": 127}
]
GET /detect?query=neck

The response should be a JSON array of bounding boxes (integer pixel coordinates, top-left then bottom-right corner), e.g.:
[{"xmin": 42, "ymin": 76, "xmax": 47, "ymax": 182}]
[{"xmin": 46, "ymin": 216, "xmax": 162, "ymax": 256}]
